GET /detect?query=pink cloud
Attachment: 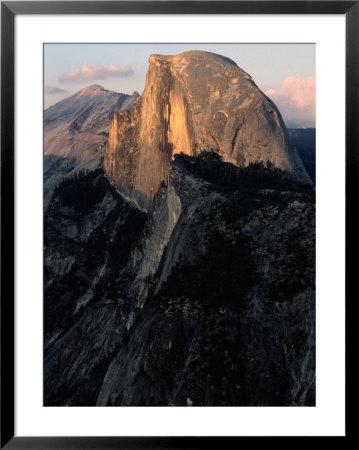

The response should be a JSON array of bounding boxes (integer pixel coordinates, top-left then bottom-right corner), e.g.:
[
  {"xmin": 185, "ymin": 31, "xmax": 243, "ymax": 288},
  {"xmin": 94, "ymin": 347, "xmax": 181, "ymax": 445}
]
[
  {"xmin": 59, "ymin": 64, "xmax": 134, "ymax": 83},
  {"xmin": 265, "ymin": 76, "xmax": 316, "ymax": 128}
]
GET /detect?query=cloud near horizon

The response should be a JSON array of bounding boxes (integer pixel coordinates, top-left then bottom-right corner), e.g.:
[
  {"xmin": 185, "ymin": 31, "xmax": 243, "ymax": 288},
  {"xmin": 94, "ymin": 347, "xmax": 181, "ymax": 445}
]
[
  {"xmin": 59, "ymin": 64, "xmax": 134, "ymax": 83},
  {"xmin": 265, "ymin": 76, "xmax": 315, "ymax": 128},
  {"xmin": 44, "ymin": 85, "xmax": 69, "ymax": 95}
]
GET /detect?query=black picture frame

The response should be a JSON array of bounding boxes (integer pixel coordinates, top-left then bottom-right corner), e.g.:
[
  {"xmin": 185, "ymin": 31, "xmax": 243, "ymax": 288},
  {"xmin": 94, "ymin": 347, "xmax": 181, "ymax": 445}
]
[{"xmin": 1, "ymin": 1, "xmax": 355, "ymax": 447}]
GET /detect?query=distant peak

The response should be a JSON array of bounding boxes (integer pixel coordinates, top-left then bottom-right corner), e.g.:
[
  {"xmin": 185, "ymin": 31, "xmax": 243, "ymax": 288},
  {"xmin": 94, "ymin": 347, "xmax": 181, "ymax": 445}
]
[{"xmin": 76, "ymin": 84, "xmax": 106, "ymax": 95}]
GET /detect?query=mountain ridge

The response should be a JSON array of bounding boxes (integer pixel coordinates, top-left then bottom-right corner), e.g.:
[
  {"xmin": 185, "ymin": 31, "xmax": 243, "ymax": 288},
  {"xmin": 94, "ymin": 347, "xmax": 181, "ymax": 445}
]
[{"xmin": 44, "ymin": 84, "xmax": 139, "ymax": 161}]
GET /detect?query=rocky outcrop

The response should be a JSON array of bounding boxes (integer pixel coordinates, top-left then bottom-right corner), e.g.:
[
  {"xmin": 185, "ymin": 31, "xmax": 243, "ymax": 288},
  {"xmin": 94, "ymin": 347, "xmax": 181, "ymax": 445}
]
[{"xmin": 104, "ymin": 51, "xmax": 311, "ymax": 210}]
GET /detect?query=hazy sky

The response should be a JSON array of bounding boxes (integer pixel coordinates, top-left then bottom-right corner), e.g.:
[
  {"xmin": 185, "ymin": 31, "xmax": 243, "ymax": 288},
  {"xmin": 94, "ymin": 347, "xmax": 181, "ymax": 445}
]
[{"xmin": 44, "ymin": 43, "xmax": 315, "ymax": 128}]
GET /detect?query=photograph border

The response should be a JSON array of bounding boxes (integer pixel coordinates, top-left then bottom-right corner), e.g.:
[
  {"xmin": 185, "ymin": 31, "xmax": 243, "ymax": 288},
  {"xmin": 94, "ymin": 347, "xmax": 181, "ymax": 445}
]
[{"xmin": 1, "ymin": 1, "xmax": 356, "ymax": 447}]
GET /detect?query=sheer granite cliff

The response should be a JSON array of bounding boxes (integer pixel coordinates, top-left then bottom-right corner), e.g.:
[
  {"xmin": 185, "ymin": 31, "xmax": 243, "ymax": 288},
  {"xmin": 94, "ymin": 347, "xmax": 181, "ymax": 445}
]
[{"xmin": 104, "ymin": 51, "xmax": 310, "ymax": 210}]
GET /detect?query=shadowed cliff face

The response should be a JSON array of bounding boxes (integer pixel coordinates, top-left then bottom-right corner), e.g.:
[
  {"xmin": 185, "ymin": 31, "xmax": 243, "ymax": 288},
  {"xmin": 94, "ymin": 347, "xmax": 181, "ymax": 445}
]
[
  {"xmin": 44, "ymin": 153, "xmax": 315, "ymax": 406},
  {"xmin": 104, "ymin": 51, "xmax": 311, "ymax": 210}
]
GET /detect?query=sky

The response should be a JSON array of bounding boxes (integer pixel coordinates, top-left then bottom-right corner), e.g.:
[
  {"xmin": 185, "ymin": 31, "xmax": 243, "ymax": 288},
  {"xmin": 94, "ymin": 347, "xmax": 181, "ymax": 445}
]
[{"xmin": 44, "ymin": 43, "xmax": 315, "ymax": 128}]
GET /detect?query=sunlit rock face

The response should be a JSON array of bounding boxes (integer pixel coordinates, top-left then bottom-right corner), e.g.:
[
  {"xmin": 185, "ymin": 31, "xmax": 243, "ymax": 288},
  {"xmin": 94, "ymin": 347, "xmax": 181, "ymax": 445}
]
[{"xmin": 104, "ymin": 51, "xmax": 311, "ymax": 210}]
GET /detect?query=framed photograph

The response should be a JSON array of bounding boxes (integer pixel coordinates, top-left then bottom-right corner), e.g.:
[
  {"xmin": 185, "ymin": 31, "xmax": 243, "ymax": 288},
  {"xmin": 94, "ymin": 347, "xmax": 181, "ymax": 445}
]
[{"xmin": 1, "ymin": 1, "xmax": 355, "ymax": 447}]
